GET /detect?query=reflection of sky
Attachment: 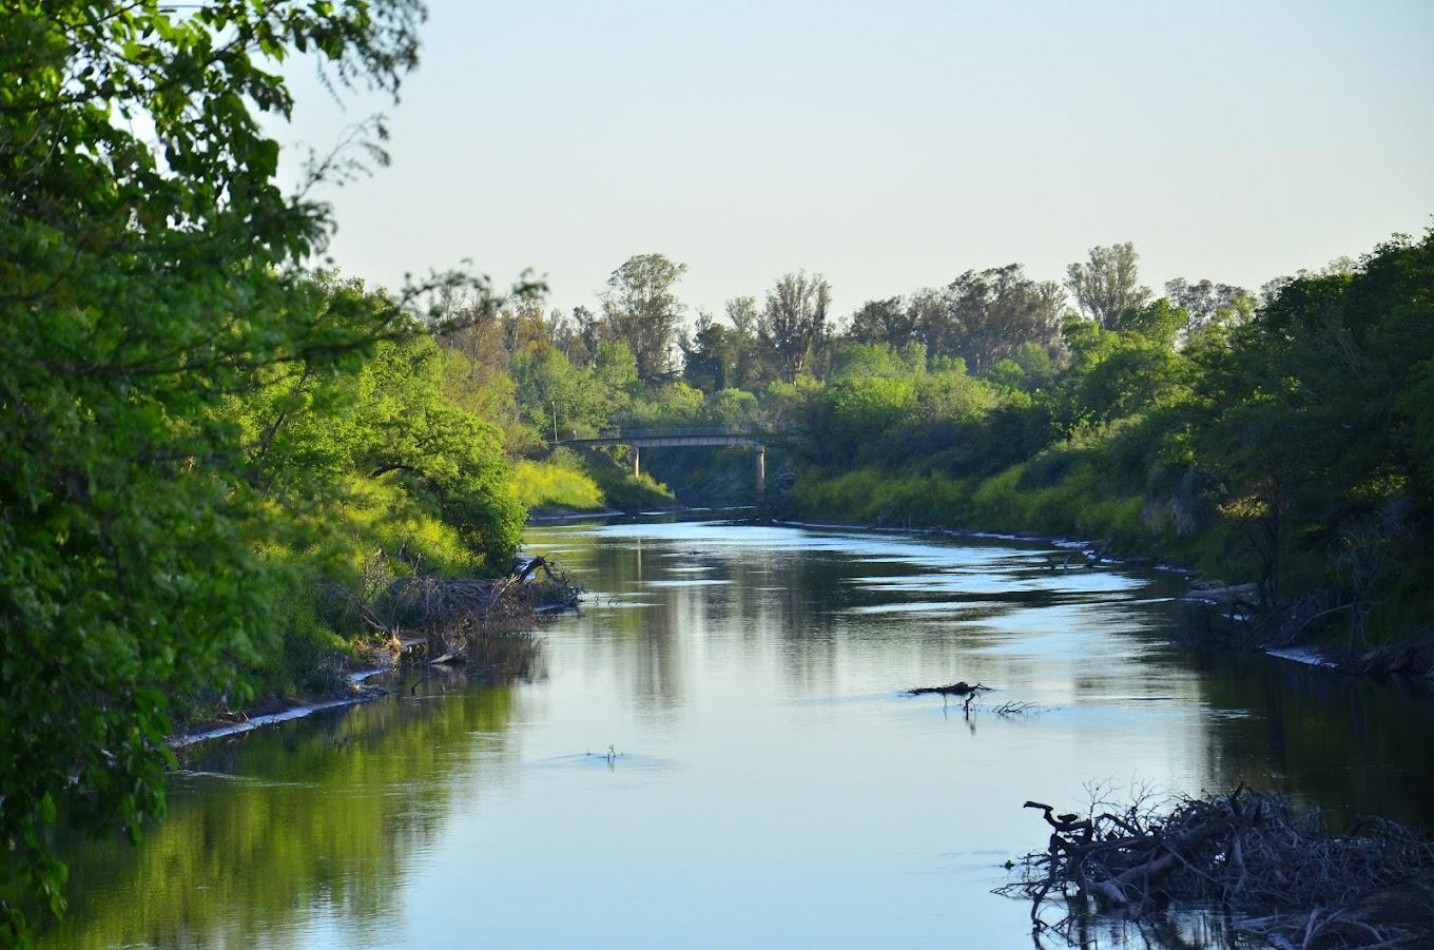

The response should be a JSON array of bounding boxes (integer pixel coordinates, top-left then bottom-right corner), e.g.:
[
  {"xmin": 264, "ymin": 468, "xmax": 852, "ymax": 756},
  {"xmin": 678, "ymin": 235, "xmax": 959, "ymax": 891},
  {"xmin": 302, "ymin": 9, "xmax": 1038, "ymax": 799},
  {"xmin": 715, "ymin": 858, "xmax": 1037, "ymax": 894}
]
[
  {"xmin": 51, "ymin": 519, "xmax": 1434, "ymax": 948},
  {"xmin": 457, "ymin": 520, "xmax": 1208, "ymax": 947}
]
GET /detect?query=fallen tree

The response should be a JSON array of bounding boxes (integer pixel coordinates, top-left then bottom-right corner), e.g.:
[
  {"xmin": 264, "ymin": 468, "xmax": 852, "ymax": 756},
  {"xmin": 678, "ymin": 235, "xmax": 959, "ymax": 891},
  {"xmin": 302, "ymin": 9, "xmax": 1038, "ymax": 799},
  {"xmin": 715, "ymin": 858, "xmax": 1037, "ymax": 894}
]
[{"xmin": 997, "ymin": 786, "xmax": 1434, "ymax": 947}]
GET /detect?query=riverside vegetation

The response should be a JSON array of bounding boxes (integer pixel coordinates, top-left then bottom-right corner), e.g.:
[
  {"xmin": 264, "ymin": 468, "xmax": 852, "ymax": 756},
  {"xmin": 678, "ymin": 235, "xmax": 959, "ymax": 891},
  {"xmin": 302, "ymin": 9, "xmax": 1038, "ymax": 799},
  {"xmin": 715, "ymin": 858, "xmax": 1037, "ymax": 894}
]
[{"xmin": 2, "ymin": 0, "xmax": 1432, "ymax": 942}]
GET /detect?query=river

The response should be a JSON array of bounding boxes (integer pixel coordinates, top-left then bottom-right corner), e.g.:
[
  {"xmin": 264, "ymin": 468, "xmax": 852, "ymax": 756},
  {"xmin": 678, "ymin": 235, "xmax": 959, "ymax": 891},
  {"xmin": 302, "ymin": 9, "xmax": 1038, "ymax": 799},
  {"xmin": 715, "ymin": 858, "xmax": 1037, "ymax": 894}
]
[{"xmin": 38, "ymin": 518, "xmax": 1434, "ymax": 948}]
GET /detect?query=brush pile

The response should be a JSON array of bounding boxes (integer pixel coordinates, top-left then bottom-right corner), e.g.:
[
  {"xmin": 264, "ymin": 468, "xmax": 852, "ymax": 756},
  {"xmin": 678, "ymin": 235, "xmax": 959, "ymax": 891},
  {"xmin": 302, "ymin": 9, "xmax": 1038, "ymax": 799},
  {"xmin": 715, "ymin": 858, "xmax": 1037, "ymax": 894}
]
[
  {"xmin": 319, "ymin": 555, "xmax": 581, "ymax": 665},
  {"xmin": 379, "ymin": 556, "xmax": 580, "ymax": 633},
  {"xmin": 999, "ymin": 786, "xmax": 1434, "ymax": 947}
]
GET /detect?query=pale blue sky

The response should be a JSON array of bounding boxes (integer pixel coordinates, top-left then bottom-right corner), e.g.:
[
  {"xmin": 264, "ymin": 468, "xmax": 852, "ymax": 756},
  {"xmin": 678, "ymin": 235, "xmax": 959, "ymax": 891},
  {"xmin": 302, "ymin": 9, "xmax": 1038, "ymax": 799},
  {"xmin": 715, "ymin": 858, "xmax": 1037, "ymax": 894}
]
[{"xmin": 284, "ymin": 0, "xmax": 1434, "ymax": 319}]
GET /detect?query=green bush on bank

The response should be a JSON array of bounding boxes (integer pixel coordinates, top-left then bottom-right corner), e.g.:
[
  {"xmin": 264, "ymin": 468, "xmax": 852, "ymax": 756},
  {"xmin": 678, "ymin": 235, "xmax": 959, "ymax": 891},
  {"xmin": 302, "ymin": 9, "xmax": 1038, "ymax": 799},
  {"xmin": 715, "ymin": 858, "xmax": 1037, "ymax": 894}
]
[
  {"xmin": 514, "ymin": 458, "xmax": 607, "ymax": 512},
  {"xmin": 798, "ymin": 446, "xmax": 1231, "ymax": 574}
]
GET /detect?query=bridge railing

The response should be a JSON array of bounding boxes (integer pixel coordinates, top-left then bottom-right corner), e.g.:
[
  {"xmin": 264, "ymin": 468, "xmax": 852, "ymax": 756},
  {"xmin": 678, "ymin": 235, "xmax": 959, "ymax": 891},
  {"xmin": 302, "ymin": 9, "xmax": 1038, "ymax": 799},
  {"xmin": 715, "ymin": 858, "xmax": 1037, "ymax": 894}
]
[{"xmin": 592, "ymin": 425, "xmax": 763, "ymax": 440}]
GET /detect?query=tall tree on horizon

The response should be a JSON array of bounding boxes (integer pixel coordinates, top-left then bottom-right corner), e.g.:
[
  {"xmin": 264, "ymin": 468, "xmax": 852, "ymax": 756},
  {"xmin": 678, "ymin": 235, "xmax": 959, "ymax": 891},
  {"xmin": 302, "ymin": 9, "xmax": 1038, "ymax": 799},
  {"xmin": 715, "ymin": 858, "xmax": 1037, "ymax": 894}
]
[
  {"xmin": 600, "ymin": 254, "xmax": 688, "ymax": 382},
  {"xmin": 762, "ymin": 271, "xmax": 832, "ymax": 382},
  {"xmin": 1165, "ymin": 278, "xmax": 1256, "ymax": 336},
  {"xmin": 1066, "ymin": 242, "xmax": 1152, "ymax": 329},
  {"xmin": 945, "ymin": 264, "xmax": 1066, "ymax": 375},
  {"xmin": 849, "ymin": 296, "xmax": 919, "ymax": 352}
]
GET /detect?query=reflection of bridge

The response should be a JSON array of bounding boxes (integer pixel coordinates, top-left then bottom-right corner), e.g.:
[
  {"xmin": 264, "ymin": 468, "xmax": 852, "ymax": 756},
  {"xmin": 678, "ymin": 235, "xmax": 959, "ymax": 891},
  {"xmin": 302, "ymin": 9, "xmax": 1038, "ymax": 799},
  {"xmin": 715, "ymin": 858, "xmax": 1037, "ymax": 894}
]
[{"xmin": 558, "ymin": 427, "xmax": 770, "ymax": 499}]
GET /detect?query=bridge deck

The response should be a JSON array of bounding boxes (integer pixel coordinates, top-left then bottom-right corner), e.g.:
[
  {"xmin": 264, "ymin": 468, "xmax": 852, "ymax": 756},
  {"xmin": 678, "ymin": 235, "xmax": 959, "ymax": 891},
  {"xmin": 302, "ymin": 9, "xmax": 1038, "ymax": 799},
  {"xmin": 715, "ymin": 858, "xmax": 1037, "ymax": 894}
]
[{"xmin": 563, "ymin": 435, "xmax": 763, "ymax": 449}]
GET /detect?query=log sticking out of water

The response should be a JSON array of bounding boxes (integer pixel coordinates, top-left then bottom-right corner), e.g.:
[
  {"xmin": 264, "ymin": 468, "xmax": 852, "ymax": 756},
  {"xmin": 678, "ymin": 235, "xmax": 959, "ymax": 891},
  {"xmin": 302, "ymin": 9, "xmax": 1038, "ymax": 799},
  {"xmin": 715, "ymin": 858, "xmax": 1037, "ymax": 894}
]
[
  {"xmin": 907, "ymin": 681, "xmax": 989, "ymax": 697},
  {"xmin": 997, "ymin": 786, "xmax": 1434, "ymax": 947}
]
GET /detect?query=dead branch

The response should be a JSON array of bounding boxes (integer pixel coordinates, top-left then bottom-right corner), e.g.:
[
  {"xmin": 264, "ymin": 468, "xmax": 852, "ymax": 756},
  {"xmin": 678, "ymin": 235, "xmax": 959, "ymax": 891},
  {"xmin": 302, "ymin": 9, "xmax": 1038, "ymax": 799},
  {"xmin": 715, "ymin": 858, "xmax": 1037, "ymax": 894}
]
[
  {"xmin": 907, "ymin": 681, "xmax": 989, "ymax": 697},
  {"xmin": 997, "ymin": 788, "xmax": 1434, "ymax": 947}
]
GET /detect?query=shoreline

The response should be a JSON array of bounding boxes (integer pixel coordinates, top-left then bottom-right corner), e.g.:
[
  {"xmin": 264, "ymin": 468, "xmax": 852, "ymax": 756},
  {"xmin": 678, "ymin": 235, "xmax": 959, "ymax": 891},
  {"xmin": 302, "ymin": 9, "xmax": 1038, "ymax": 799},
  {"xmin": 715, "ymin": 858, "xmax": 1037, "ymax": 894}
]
[
  {"xmin": 170, "ymin": 667, "xmax": 393, "ymax": 749},
  {"xmin": 177, "ymin": 508, "xmax": 1425, "ymax": 750},
  {"xmin": 770, "ymin": 515, "xmax": 1432, "ymax": 683}
]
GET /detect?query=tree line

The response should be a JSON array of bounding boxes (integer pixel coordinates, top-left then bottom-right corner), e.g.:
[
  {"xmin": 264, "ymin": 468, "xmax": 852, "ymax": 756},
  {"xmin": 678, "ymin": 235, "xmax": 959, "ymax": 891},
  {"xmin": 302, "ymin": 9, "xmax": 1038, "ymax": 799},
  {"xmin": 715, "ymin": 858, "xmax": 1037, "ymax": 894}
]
[{"xmin": 490, "ymin": 234, "xmax": 1431, "ymax": 669}]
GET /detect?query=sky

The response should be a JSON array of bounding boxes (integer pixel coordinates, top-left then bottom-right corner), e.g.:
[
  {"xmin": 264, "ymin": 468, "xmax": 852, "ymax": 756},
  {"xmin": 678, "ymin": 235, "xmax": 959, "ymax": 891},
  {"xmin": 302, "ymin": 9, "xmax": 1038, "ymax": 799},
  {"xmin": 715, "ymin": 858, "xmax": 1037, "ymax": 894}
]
[{"xmin": 280, "ymin": 0, "xmax": 1434, "ymax": 321}]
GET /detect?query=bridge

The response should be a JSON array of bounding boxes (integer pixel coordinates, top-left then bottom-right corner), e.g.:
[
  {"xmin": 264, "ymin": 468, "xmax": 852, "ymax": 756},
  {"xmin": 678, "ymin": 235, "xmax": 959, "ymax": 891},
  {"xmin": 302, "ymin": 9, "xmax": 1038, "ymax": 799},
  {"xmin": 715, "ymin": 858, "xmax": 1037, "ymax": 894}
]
[{"xmin": 557, "ymin": 426, "xmax": 771, "ymax": 499}]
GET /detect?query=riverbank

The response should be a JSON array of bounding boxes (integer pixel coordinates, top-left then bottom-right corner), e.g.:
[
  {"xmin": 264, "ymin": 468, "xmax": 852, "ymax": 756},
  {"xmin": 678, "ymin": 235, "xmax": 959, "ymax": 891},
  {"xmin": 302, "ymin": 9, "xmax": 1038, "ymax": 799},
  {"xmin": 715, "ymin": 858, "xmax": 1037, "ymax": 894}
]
[
  {"xmin": 168, "ymin": 559, "xmax": 580, "ymax": 748},
  {"xmin": 525, "ymin": 500, "xmax": 1434, "ymax": 682},
  {"xmin": 772, "ymin": 510, "xmax": 1434, "ymax": 684},
  {"xmin": 170, "ymin": 668, "xmax": 390, "ymax": 748}
]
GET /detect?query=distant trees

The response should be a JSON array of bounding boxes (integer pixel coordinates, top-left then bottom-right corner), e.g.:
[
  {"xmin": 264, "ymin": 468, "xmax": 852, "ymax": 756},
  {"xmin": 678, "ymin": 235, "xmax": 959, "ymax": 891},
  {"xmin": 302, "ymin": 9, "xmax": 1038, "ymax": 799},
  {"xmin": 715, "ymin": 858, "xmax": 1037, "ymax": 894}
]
[
  {"xmin": 942, "ymin": 265, "xmax": 1066, "ymax": 375},
  {"xmin": 680, "ymin": 299, "xmax": 766, "ymax": 393},
  {"xmin": 1164, "ymin": 278, "xmax": 1255, "ymax": 335},
  {"xmin": 849, "ymin": 296, "xmax": 919, "ymax": 351},
  {"xmin": 1066, "ymin": 242, "xmax": 1152, "ymax": 328},
  {"xmin": 761, "ymin": 271, "xmax": 833, "ymax": 382},
  {"xmin": 600, "ymin": 254, "xmax": 688, "ymax": 382},
  {"xmin": 843, "ymin": 267, "xmax": 1064, "ymax": 376}
]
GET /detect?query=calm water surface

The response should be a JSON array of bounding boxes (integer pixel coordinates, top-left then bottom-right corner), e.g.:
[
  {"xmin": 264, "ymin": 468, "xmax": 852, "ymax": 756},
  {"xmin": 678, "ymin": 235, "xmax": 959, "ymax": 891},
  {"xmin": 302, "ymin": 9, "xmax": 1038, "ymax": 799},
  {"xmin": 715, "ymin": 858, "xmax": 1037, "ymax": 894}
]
[{"xmin": 42, "ymin": 519, "xmax": 1434, "ymax": 948}]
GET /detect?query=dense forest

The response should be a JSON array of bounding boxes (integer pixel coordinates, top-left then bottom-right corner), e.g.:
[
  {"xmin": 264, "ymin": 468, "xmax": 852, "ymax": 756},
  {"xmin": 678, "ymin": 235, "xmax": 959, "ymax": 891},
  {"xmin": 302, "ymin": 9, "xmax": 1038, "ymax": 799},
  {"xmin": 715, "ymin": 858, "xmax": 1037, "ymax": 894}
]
[{"xmin": 2, "ymin": 1, "xmax": 1431, "ymax": 940}]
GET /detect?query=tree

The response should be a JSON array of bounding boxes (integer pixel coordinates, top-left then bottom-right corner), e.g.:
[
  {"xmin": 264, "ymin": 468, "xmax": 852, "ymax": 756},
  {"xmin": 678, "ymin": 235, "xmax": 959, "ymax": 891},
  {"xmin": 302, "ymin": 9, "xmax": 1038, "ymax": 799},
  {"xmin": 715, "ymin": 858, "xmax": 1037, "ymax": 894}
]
[
  {"xmin": 909, "ymin": 287, "xmax": 956, "ymax": 358},
  {"xmin": 944, "ymin": 264, "xmax": 1066, "ymax": 374},
  {"xmin": 761, "ymin": 271, "xmax": 832, "ymax": 382},
  {"xmin": 1066, "ymin": 242, "xmax": 1152, "ymax": 329},
  {"xmin": 1165, "ymin": 278, "xmax": 1255, "ymax": 336},
  {"xmin": 680, "ymin": 298, "xmax": 766, "ymax": 392},
  {"xmin": 1189, "ymin": 230, "xmax": 1434, "ymax": 620},
  {"xmin": 0, "ymin": 1, "xmax": 476, "ymax": 936},
  {"xmin": 600, "ymin": 254, "xmax": 688, "ymax": 382},
  {"xmin": 849, "ymin": 296, "xmax": 919, "ymax": 351}
]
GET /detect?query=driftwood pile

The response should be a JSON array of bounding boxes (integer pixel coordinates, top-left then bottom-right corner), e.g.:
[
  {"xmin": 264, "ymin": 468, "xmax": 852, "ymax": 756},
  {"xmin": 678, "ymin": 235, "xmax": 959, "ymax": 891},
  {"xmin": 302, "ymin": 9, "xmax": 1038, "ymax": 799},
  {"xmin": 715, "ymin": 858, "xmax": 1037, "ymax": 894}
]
[
  {"xmin": 999, "ymin": 786, "xmax": 1434, "ymax": 947},
  {"xmin": 380, "ymin": 557, "xmax": 578, "ymax": 632},
  {"xmin": 321, "ymin": 555, "xmax": 581, "ymax": 667}
]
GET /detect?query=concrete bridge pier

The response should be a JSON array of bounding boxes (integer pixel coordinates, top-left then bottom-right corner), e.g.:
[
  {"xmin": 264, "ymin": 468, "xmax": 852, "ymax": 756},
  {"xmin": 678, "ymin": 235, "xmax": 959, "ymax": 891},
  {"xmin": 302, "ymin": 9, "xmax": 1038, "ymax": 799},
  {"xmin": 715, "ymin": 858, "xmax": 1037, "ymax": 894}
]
[
  {"xmin": 632, "ymin": 445, "xmax": 640, "ymax": 479},
  {"xmin": 756, "ymin": 445, "xmax": 765, "ymax": 501}
]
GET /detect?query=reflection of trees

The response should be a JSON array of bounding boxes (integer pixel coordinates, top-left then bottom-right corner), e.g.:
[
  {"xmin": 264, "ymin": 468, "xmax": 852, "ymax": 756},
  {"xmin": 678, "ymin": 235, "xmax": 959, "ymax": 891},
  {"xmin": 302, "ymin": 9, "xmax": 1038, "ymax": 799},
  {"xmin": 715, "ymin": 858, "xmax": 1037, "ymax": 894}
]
[
  {"xmin": 1190, "ymin": 652, "xmax": 1434, "ymax": 827},
  {"xmin": 532, "ymin": 523, "xmax": 1434, "ymax": 834},
  {"xmin": 37, "ymin": 686, "xmax": 517, "ymax": 948}
]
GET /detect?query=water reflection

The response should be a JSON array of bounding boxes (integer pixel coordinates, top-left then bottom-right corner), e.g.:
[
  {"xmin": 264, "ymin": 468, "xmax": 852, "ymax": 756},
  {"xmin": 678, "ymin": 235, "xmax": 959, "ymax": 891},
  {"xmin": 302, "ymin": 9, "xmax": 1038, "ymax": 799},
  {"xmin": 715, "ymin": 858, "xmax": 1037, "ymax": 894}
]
[
  {"xmin": 1188, "ymin": 650, "xmax": 1434, "ymax": 828},
  {"xmin": 38, "ymin": 680, "xmax": 520, "ymax": 948},
  {"xmin": 42, "ymin": 518, "xmax": 1434, "ymax": 948}
]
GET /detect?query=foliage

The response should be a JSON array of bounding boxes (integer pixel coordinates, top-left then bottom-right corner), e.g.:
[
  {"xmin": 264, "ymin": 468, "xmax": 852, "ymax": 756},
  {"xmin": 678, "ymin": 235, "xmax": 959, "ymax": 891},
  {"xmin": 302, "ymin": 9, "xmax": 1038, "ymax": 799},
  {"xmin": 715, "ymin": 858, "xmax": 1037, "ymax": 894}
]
[
  {"xmin": 512, "ymin": 458, "xmax": 606, "ymax": 513},
  {"xmin": 789, "ymin": 229, "xmax": 1434, "ymax": 652},
  {"xmin": 599, "ymin": 254, "xmax": 688, "ymax": 381},
  {"xmin": 1187, "ymin": 230, "xmax": 1434, "ymax": 628},
  {"xmin": 1066, "ymin": 242, "xmax": 1153, "ymax": 329},
  {"xmin": 935, "ymin": 265, "xmax": 1066, "ymax": 375},
  {"xmin": 0, "ymin": 1, "xmax": 535, "ymax": 936},
  {"xmin": 761, "ymin": 271, "xmax": 833, "ymax": 383}
]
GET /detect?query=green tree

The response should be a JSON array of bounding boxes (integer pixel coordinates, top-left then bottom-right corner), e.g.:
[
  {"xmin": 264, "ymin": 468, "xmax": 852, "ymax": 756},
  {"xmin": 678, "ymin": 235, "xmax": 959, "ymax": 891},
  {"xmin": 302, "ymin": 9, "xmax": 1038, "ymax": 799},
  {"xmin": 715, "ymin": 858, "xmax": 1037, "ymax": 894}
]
[
  {"xmin": 680, "ymin": 303, "xmax": 765, "ymax": 393},
  {"xmin": 1066, "ymin": 242, "xmax": 1152, "ymax": 329},
  {"xmin": 600, "ymin": 254, "xmax": 688, "ymax": 382},
  {"xmin": 761, "ymin": 271, "xmax": 832, "ymax": 383},
  {"xmin": 1165, "ymin": 277, "xmax": 1255, "ymax": 336},
  {"xmin": 848, "ymin": 296, "xmax": 919, "ymax": 351},
  {"xmin": 0, "ymin": 1, "xmax": 489, "ymax": 936},
  {"xmin": 944, "ymin": 264, "xmax": 1066, "ymax": 374},
  {"xmin": 1190, "ymin": 230, "xmax": 1434, "ymax": 621}
]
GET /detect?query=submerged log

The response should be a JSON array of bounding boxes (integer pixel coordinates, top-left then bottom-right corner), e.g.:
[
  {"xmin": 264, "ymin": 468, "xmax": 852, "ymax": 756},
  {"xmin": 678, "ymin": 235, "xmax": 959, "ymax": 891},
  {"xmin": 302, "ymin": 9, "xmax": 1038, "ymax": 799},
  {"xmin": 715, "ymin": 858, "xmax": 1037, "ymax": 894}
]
[{"xmin": 907, "ymin": 681, "xmax": 989, "ymax": 697}]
